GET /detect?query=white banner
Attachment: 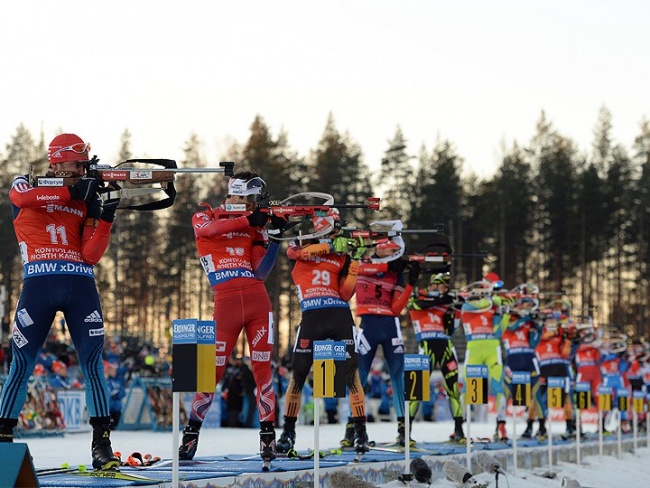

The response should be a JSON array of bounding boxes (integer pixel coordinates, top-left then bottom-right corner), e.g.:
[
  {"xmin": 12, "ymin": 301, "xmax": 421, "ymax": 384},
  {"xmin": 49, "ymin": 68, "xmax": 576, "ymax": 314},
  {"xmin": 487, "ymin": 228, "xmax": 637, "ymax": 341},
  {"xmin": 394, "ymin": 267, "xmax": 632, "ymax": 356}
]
[{"xmin": 57, "ymin": 389, "xmax": 91, "ymax": 432}]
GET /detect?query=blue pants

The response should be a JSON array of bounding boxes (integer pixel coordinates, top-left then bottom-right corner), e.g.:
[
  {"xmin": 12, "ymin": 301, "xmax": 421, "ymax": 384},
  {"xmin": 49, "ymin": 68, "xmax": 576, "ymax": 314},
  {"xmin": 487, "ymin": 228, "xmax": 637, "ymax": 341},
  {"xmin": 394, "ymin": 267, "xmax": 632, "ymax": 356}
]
[
  {"xmin": 357, "ymin": 315, "xmax": 405, "ymax": 417},
  {"xmin": 0, "ymin": 274, "xmax": 110, "ymax": 419}
]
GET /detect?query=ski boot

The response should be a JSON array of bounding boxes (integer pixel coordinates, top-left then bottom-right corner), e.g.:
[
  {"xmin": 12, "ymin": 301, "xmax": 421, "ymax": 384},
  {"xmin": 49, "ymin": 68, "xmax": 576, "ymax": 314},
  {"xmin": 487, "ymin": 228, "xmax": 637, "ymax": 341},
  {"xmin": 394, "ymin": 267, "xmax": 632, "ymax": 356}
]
[
  {"xmin": 494, "ymin": 420, "xmax": 508, "ymax": 441},
  {"xmin": 564, "ymin": 419, "xmax": 577, "ymax": 439},
  {"xmin": 259, "ymin": 422, "xmax": 277, "ymax": 461},
  {"xmin": 276, "ymin": 417, "xmax": 297, "ymax": 454},
  {"xmin": 179, "ymin": 420, "xmax": 202, "ymax": 460},
  {"xmin": 521, "ymin": 420, "xmax": 534, "ymax": 439},
  {"xmin": 450, "ymin": 416, "xmax": 466, "ymax": 443},
  {"xmin": 535, "ymin": 419, "xmax": 548, "ymax": 441},
  {"xmin": 90, "ymin": 417, "xmax": 120, "ymax": 470},
  {"xmin": 0, "ymin": 418, "xmax": 17, "ymax": 443},
  {"xmin": 396, "ymin": 417, "xmax": 416, "ymax": 447},
  {"xmin": 340, "ymin": 417, "xmax": 355, "ymax": 448},
  {"xmin": 353, "ymin": 422, "xmax": 370, "ymax": 453}
]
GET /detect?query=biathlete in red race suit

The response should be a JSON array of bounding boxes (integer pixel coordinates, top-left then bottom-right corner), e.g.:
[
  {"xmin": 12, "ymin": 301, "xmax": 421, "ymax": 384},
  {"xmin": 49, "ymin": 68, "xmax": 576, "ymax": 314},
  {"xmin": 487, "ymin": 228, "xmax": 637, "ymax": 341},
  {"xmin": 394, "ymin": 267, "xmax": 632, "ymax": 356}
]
[
  {"xmin": 573, "ymin": 322, "xmax": 603, "ymax": 407},
  {"xmin": 0, "ymin": 134, "xmax": 121, "ymax": 470},
  {"xmin": 179, "ymin": 172, "xmax": 285, "ymax": 462},
  {"xmin": 346, "ymin": 238, "xmax": 420, "ymax": 447},
  {"xmin": 275, "ymin": 209, "xmax": 370, "ymax": 454},
  {"xmin": 534, "ymin": 312, "xmax": 577, "ymax": 439}
]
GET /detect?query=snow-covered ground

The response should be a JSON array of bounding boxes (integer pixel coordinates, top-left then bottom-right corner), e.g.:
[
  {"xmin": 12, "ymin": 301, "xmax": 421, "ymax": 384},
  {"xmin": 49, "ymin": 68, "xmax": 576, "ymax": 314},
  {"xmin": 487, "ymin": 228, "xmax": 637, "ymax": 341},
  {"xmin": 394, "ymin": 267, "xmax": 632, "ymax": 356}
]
[{"xmin": 22, "ymin": 418, "xmax": 650, "ymax": 487}]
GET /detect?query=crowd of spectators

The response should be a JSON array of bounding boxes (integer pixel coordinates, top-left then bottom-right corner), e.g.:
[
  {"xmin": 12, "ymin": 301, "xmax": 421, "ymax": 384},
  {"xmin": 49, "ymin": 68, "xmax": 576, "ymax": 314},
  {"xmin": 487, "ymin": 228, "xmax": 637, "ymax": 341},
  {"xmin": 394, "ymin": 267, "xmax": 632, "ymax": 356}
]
[{"xmin": 1, "ymin": 334, "xmax": 454, "ymax": 431}]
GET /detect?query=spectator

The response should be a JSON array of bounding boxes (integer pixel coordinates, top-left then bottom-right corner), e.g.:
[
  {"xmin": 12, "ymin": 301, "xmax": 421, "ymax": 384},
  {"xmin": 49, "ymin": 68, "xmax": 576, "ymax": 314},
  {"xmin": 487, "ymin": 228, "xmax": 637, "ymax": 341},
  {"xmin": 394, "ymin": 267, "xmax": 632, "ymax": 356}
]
[{"xmin": 104, "ymin": 360, "xmax": 126, "ymax": 430}]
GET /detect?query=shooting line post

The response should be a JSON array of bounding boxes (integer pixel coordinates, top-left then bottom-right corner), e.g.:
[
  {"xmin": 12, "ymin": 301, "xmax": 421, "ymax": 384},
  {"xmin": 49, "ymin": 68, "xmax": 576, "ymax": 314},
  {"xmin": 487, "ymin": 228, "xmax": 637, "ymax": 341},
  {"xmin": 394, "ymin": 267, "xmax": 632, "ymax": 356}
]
[{"xmin": 171, "ymin": 318, "xmax": 216, "ymax": 488}]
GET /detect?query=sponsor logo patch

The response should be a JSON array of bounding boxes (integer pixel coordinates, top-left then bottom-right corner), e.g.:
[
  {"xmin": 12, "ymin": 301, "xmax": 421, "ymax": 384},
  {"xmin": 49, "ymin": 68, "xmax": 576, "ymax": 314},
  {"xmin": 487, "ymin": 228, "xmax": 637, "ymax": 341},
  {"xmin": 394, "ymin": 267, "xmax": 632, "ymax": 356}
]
[
  {"xmin": 84, "ymin": 310, "xmax": 103, "ymax": 323},
  {"xmin": 17, "ymin": 309, "xmax": 34, "ymax": 327},
  {"xmin": 252, "ymin": 351, "xmax": 271, "ymax": 362},
  {"xmin": 251, "ymin": 327, "xmax": 267, "ymax": 347},
  {"xmin": 12, "ymin": 324, "xmax": 28, "ymax": 348}
]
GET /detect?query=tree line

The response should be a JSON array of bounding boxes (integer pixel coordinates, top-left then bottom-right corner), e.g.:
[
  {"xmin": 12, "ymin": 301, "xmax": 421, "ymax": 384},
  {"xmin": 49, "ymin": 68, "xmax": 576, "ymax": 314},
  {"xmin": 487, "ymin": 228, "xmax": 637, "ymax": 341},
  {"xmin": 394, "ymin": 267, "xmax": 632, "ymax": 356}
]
[{"xmin": 1, "ymin": 106, "xmax": 649, "ymax": 357}]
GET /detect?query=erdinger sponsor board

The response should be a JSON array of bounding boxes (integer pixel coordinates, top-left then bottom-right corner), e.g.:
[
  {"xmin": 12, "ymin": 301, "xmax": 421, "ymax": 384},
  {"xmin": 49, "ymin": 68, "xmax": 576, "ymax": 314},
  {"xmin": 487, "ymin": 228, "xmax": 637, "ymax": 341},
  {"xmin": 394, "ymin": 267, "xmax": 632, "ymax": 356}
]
[
  {"xmin": 465, "ymin": 364, "xmax": 488, "ymax": 378},
  {"xmin": 172, "ymin": 318, "xmax": 216, "ymax": 392},
  {"xmin": 313, "ymin": 340, "xmax": 347, "ymax": 398},
  {"xmin": 404, "ymin": 354, "xmax": 430, "ymax": 371},
  {"xmin": 173, "ymin": 318, "xmax": 197, "ymax": 344}
]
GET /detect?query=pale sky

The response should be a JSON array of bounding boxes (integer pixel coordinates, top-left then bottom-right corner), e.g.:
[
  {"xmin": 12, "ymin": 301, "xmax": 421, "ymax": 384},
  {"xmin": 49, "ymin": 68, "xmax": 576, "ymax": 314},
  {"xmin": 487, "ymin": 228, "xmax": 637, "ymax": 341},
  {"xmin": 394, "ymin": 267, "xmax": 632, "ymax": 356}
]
[{"xmin": 2, "ymin": 1, "xmax": 648, "ymax": 178}]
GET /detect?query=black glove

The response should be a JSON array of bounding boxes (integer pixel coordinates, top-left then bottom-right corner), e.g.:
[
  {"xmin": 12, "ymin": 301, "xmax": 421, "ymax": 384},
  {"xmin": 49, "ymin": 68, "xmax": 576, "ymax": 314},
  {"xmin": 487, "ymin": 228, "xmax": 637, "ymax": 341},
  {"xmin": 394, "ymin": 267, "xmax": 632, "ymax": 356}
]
[
  {"xmin": 408, "ymin": 262, "xmax": 421, "ymax": 286},
  {"xmin": 246, "ymin": 206, "xmax": 269, "ymax": 227},
  {"xmin": 100, "ymin": 184, "xmax": 121, "ymax": 223},
  {"xmin": 267, "ymin": 215, "xmax": 287, "ymax": 237},
  {"xmin": 387, "ymin": 258, "xmax": 406, "ymax": 273},
  {"xmin": 68, "ymin": 175, "xmax": 98, "ymax": 202}
]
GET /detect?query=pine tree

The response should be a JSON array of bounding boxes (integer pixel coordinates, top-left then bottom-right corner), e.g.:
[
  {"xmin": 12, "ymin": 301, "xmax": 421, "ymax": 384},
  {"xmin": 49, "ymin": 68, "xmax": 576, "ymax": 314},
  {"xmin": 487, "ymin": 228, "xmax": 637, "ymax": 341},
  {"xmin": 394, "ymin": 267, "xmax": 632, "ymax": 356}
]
[
  {"xmin": 311, "ymin": 113, "xmax": 373, "ymax": 227},
  {"xmin": 528, "ymin": 113, "xmax": 580, "ymax": 293},
  {"xmin": 632, "ymin": 118, "xmax": 650, "ymax": 337},
  {"xmin": 377, "ymin": 126, "xmax": 414, "ymax": 221},
  {"xmin": 491, "ymin": 142, "xmax": 535, "ymax": 286},
  {"xmin": 409, "ymin": 138, "xmax": 463, "ymax": 252}
]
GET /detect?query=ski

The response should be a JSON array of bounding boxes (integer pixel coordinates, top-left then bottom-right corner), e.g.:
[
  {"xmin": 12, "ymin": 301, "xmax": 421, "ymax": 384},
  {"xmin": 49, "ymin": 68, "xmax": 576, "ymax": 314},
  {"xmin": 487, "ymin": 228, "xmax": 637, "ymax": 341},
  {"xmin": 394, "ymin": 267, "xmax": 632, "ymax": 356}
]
[
  {"xmin": 37, "ymin": 466, "xmax": 162, "ymax": 485},
  {"xmin": 369, "ymin": 445, "xmax": 438, "ymax": 455},
  {"xmin": 285, "ymin": 448, "xmax": 341, "ymax": 460},
  {"xmin": 36, "ymin": 466, "xmax": 81, "ymax": 476}
]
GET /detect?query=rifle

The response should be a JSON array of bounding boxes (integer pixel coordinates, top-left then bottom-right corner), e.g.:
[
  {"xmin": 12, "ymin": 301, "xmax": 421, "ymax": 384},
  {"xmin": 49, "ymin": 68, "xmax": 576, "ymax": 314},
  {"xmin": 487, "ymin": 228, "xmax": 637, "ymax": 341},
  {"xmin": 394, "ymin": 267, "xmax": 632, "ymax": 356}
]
[
  {"xmin": 222, "ymin": 192, "xmax": 381, "ymax": 240},
  {"xmin": 340, "ymin": 221, "xmax": 448, "ymax": 263},
  {"xmin": 30, "ymin": 157, "xmax": 235, "ymax": 211}
]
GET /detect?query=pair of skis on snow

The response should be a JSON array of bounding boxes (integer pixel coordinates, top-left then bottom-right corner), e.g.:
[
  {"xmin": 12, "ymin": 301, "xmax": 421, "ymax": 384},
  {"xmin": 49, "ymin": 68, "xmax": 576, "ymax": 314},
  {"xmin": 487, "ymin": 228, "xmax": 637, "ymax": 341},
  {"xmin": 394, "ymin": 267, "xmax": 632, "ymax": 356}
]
[{"xmin": 36, "ymin": 464, "xmax": 163, "ymax": 486}]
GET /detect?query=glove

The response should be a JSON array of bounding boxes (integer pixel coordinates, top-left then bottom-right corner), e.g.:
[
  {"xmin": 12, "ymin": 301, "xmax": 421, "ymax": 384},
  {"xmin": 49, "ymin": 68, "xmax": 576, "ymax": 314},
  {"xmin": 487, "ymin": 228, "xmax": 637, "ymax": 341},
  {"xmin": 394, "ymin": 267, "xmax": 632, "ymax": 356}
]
[
  {"xmin": 407, "ymin": 296, "xmax": 421, "ymax": 310},
  {"xmin": 246, "ymin": 206, "xmax": 269, "ymax": 227},
  {"xmin": 100, "ymin": 186, "xmax": 121, "ymax": 223},
  {"xmin": 68, "ymin": 175, "xmax": 98, "ymax": 202},
  {"xmin": 352, "ymin": 245, "xmax": 367, "ymax": 260},
  {"xmin": 267, "ymin": 215, "xmax": 287, "ymax": 237},
  {"xmin": 331, "ymin": 237, "xmax": 351, "ymax": 254},
  {"xmin": 387, "ymin": 258, "xmax": 407, "ymax": 273},
  {"xmin": 407, "ymin": 262, "xmax": 421, "ymax": 286}
]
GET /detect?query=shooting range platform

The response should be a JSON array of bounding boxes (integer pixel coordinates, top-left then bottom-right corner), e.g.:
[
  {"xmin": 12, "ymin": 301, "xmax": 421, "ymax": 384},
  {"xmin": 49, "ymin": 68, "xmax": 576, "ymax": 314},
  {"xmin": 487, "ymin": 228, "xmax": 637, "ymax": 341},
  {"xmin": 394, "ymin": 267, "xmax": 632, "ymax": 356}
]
[{"xmin": 35, "ymin": 434, "xmax": 645, "ymax": 487}]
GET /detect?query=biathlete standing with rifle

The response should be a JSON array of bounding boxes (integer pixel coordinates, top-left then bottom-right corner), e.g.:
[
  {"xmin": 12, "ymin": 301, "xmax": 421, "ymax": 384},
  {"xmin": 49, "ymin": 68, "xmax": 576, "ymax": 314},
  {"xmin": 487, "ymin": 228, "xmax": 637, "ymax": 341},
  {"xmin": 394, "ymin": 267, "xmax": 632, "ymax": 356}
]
[
  {"xmin": 276, "ymin": 209, "xmax": 371, "ymax": 455},
  {"xmin": 343, "ymin": 229, "xmax": 421, "ymax": 448},
  {"xmin": 0, "ymin": 133, "xmax": 121, "ymax": 470},
  {"xmin": 408, "ymin": 272, "xmax": 466, "ymax": 442},
  {"xmin": 179, "ymin": 171, "xmax": 286, "ymax": 463}
]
